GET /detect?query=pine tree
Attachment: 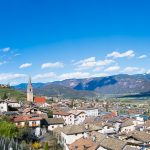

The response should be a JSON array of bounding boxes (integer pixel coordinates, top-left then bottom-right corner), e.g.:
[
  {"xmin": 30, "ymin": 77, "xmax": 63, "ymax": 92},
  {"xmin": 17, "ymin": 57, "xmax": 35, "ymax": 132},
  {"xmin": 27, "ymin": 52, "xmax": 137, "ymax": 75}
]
[
  {"xmin": 2, "ymin": 93, "xmax": 8, "ymax": 100},
  {"xmin": 44, "ymin": 142, "xmax": 49, "ymax": 150}
]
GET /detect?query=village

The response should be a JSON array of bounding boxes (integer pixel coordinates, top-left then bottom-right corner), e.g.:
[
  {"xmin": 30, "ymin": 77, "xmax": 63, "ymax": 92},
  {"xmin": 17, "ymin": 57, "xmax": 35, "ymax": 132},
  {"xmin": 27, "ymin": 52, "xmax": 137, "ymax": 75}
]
[{"xmin": 0, "ymin": 78, "xmax": 150, "ymax": 150}]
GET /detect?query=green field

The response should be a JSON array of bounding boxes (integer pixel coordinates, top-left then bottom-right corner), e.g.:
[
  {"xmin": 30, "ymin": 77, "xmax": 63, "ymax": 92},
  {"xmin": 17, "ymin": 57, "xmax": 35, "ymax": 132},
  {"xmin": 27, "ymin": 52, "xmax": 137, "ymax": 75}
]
[{"xmin": 0, "ymin": 87, "xmax": 26, "ymax": 101}]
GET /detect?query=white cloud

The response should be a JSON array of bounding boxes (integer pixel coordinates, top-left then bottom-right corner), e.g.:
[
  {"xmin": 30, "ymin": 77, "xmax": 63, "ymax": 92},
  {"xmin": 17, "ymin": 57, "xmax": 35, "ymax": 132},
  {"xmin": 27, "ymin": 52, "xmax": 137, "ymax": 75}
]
[
  {"xmin": 19, "ymin": 63, "xmax": 32, "ymax": 69},
  {"xmin": 58, "ymin": 72, "xmax": 110, "ymax": 80},
  {"xmin": 41, "ymin": 62, "xmax": 64, "ymax": 69},
  {"xmin": 74, "ymin": 57, "xmax": 96, "ymax": 69},
  {"xmin": 104, "ymin": 66, "xmax": 120, "ymax": 72},
  {"xmin": 138, "ymin": 55, "xmax": 147, "ymax": 59},
  {"xmin": 147, "ymin": 70, "xmax": 150, "ymax": 74},
  {"xmin": 33, "ymin": 72, "xmax": 56, "ymax": 80},
  {"xmin": 74, "ymin": 57, "xmax": 96, "ymax": 65},
  {"xmin": 0, "ymin": 61, "xmax": 7, "ymax": 66},
  {"xmin": 14, "ymin": 53, "xmax": 21, "ymax": 57},
  {"xmin": 74, "ymin": 57, "xmax": 115, "ymax": 70},
  {"xmin": 107, "ymin": 50, "xmax": 135, "ymax": 58},
  {"xmin": 59, "ymin": 72, "xmax": 90, "ymax": 80},
  {"xmin": 0, "ymin": 73, "xmax": 26, "ymax": 81},
  {"xmin": 93, "ymin": 67, "xmax": 103, "ymax": 72},
  {"xmin": 122, "ymin": 67, "xmax": 145, "ymax": 74},
  {"xmin": 96, "ymin": 59, "xmax": 115, "ymax": 66},
  {"xmin": 9, "ymin": 81, "xmax": 19, "ymax": 86},
  {"xmin": 2, "ymin": 47, "xmax": 10, "ymax": 52},
  {"xmin": 90, "ymin": 73, "xmax": 109, "ymax": 77}
]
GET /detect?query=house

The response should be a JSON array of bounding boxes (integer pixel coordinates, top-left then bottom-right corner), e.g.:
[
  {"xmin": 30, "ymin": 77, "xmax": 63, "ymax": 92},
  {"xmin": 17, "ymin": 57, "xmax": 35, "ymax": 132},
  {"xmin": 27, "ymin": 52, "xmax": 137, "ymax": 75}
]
[
  {"xmin": 125, "ymin": 131, "xmax": 150, "ymax": 149},
  {"xmin": 53, "ymin": 127, "xmax": 63, "ymax": 144},
  {"xmin": 53, "ymin": 111, "xmax": 75, "ymax": 125},
  {"xmin": 101, "ymin": 123, "xmax": 118, "ymax": 134},
  {"xmin": 78, "ymin": 107, "xmax": 99, "ymax": 117},
  {"xmin": 68, "ymin": 137, "xmax": 97, "ymax": 150},
  {"xmin": 144, "ymin": 120, "xmax": 150, "ymax": 131},
  {"xmin": 69, "ymin": 110, "xmax": 86, "ymax": 125},
  {"xmin": 21, "ymin": 107, "xmax": 44, "ymax": 115},
  {"xmin": 89, "ymin": 131, "xmax": 107, "ymax": 144},
  {"xmin": 8, "ymin": 101, "xmax": 21, "ymax": 108},
  {"xmin": 0, "ymin": 101, "xmax": 8, "ymax": 112},
  {"xmin": 13, "ymin": 114, "xmax": 42, "ymax": 128},
  {"xmin": 120, "ymin": 119, "xmax": 136, "ymax": 133},
  {"xmin": 47, "ymin": 118, "xmax": 65, "ymax": 131},
  {"xmin": 97, "ymin": 137, "xmax": 127, "ymax": 150},
  {"xmin": 59, "ymin": 124, "xmax": 102, "ymax": 149}
]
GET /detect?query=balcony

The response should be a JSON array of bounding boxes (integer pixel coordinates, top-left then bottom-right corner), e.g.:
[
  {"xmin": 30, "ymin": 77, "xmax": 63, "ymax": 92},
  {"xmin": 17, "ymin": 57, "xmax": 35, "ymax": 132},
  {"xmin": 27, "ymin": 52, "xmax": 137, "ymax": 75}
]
[{"xmin": 30, "ymin": 124, "xmax": 40, "ymax": 127}]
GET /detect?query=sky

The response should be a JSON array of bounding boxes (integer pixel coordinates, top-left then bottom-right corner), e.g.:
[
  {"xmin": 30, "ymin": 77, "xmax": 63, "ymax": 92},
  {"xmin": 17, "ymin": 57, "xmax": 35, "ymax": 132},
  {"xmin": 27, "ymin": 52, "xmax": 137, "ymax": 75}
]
[{"xmin": 0, "ymin": 0, "xmax": 150, "ymax": 85}]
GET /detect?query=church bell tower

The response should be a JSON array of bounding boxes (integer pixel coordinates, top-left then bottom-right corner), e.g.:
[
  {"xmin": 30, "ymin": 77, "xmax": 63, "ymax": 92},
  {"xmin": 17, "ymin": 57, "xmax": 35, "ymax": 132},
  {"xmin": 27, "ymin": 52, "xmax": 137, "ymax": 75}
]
[{"xmin": 27, "ymin": 76, "xmax": 33, "ymax": 102}]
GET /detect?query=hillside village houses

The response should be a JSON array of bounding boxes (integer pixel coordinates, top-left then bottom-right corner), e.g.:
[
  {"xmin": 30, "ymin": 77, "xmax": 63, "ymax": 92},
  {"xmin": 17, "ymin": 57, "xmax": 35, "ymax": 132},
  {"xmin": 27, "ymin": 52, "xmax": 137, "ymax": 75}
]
[
  {"xmin": 1, "ymin": 78, "xmax": 150, "ymax": 149},
  {"xmin": 53, "ymin": 110, "xmax": 86, "ymax": 125}
]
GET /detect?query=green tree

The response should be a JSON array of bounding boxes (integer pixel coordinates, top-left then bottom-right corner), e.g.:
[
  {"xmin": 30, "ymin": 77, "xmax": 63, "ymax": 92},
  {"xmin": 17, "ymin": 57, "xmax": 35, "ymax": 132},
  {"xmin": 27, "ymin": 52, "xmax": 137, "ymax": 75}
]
[
  {"xmin": 47, "ymin": 110, "xmax": 53, "ymax": 118},
  {"xmin": 0, "ymin": 121, "xmax": 17, "ymax": 138},
  {"xmin": 44, "ymin": 142, "xmax": 49, "ymax": 150},
  {"xmin": 2, "ymin": 93, "xmax": 8, "ymax": 100}
]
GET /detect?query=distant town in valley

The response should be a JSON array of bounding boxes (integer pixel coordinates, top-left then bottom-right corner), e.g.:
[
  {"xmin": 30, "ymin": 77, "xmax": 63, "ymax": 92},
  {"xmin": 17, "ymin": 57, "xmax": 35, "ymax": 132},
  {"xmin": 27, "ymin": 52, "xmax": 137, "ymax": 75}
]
[
  {"xmin": 1, "ymin": 75, "xmax": 150, "ymax": 150},
  {"xmin": 1, "ymin": 0, "xmax": 150, "ymax": 150}
]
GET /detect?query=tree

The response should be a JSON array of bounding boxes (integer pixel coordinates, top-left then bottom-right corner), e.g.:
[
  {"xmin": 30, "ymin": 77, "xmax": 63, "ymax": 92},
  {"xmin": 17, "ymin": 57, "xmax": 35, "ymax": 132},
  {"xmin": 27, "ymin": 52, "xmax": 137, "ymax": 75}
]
[
  {"xmin": 44, "ymin": 142, "xmax": 49, "ymax": 150},
  {"xmin": 2, "ymin": 93, "xmax": 8, "ymax": 100},
  {"xmin": 47, "ymin": 110, "xmax": 53, "ymax": 118},
  {"xmin": 0, "ymin": 121, "xmax": 17, "ymax": 138}
]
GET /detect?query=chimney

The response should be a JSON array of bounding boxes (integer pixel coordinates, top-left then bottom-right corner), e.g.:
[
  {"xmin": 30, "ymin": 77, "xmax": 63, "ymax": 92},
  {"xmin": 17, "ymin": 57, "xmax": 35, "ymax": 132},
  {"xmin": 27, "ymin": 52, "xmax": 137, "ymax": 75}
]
[{"xmin": 92, "ymin": 135, "xmax": 96, "ymax": 142}]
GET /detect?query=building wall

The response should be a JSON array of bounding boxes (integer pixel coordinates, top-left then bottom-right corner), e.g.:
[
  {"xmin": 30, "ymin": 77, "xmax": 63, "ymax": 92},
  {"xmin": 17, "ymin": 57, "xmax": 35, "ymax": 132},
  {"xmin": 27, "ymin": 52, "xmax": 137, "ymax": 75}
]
[
  {"xmin": 61, "ymin": 132, "xmax": 84, "ymax": 145},
  {"xmin": 97, "ymin": 146, "xmax": 107, "ymax": 150},
  {"xmin": 100, "ymin": 126, "xmax": 116, "ymax": 134},
  {"xmin": 74, "ymin": 113, "xmax": 86, "ymax": 125},
  {"xmin": 29, "ymin": 120, "xmax": 41, "ymax": 127},
  {"xmin": 8, "ymin": 102, "xmax": 21, "ymax": 108},
  {"xmin": 48, "ymin": 124, "xmax": 63, "ymax": 131},
  {"xmin": 80, "ymin": 109, "xmax": 99, "ymax": 117},
  {"xmin": 16, "ymin": 122, "xmax": 25, "ymax": 127},
  {"xmin": 0, "ymin": 102, "xmax": 8, "ymax": 112},
  {"xmin": 121, "ymin": 125, "xmax": 135, "ymax": 133},
  {"xmin": 53, "ymin": 114, "xmax": 75, "ymax": 125},
  {"xmin": 27, "ymin": 91, "xmax": 33, "ymax": 102}
]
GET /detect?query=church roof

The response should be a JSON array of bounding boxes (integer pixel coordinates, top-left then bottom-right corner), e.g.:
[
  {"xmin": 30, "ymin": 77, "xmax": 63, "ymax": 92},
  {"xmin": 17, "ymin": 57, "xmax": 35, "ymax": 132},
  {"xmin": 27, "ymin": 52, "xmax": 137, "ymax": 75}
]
[{"xmin": 34, "ymin": 97, "xmax": 46, "ymax": 103}]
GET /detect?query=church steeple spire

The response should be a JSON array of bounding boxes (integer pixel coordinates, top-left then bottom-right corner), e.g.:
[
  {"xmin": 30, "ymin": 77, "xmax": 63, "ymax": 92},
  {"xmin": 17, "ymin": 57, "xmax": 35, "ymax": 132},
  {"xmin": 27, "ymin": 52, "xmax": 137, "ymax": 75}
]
[
  {"xmin": 27, "ymin": 76, "xmax": 33, "ymax": 102},
  {"xmin": 28, "ymin": 76, "xmax": 32, "ymax": 85}
]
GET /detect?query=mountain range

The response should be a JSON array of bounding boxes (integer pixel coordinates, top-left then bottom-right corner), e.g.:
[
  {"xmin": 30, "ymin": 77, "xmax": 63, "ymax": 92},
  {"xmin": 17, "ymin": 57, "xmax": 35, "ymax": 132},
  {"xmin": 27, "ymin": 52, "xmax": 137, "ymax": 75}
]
[{"xmin": 13, "ymin": 74, "xmax": 150, "ymax": 98}]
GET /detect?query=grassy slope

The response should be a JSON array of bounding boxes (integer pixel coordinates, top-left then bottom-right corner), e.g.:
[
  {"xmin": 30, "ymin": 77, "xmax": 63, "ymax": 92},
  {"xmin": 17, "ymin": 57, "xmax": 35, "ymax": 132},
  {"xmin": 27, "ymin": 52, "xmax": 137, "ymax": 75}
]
[{"xmin": 0, "ymin": 87, "xmax": 26, "ymax": 101}]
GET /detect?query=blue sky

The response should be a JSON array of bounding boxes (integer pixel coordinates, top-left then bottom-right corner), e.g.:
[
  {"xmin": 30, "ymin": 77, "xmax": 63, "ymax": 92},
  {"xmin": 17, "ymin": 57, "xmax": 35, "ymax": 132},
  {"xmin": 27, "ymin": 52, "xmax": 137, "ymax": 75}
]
[{"xmin": 0, "ymin": 0, "xmax": 150, "ymax": 84}]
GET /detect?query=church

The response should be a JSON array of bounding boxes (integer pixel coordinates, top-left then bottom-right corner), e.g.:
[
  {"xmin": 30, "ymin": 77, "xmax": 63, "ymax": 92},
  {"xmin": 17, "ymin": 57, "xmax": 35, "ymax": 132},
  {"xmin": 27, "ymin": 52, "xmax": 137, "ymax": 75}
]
[
  {"xmin": 27, "ymin": 77, "xmax": 46, "ymax": 104},
  {"xmin": 27, "ymin": 77, "xmax": 34, "ymax": 102}
]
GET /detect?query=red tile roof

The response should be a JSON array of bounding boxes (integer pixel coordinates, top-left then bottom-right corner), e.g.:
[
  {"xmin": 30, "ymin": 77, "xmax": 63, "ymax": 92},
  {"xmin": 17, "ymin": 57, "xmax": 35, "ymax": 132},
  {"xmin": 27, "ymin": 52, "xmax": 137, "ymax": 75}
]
[
  {"xmin": 53, "ymin": 111, "xmax": 72, "ymax": 116},
  {"xmin": 34, "ymin": 97, "xmax": 46, "ymax": 103},
  {"xmin": 69, "ymin": 137, "xmax": 97, "ymax": 150},
  {"xmin": 14, "ymin": 115, "xmax": 42, "ymax": 122}
]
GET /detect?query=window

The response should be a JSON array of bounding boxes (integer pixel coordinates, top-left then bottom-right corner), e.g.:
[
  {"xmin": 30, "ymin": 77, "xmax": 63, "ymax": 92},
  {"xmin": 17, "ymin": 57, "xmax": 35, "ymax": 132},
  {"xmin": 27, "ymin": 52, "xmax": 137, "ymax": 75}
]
[
  {"xmin": 32, "ymin": 121, "xmax": 36, "ymax": 126},
  {"xmin": 75, "ymin": 146, "xmax": 78, "ymax": 149},
  {"xmin": 17, "ymin": 122, "xmax": 21, "ymax": 125}
]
